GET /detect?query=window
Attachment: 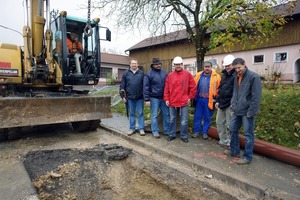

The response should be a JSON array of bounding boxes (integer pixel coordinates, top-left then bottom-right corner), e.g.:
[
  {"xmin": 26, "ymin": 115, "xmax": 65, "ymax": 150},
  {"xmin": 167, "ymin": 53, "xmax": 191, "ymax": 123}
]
[
  {"xmin": 100, "ymin": 67, "xmax": 112, "ymax": 78},
  {"xmin": 184, "ymin": 64, "xmax": 190, "ymax": 70},
  {"xmin": 275, "ymin": 52, "xmax": 287, "ymax": 62},
  {"xmin": 253, "ymin": 54, "xmax": 264, "ymax": 64},
  {"xmin": 209, "ymin": 59, "xmax": 217, "ymax": 67},
  {"xmin": 184, "ymin": 64, "xmax": 196, "ymax": 75}
]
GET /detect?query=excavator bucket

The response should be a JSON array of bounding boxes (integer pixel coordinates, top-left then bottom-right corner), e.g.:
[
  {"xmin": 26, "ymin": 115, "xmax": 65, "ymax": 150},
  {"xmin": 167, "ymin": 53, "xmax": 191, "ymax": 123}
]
[{"xmin": 0, "ymin": 96, "xmax": 112, "ymax": 129}]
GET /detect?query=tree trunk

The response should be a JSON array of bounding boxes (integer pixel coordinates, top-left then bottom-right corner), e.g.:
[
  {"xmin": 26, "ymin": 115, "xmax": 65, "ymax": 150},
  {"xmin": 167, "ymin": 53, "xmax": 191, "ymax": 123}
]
[{"xmin": 195, "ymin": 44, "xmax": 206, "ymax": 72}]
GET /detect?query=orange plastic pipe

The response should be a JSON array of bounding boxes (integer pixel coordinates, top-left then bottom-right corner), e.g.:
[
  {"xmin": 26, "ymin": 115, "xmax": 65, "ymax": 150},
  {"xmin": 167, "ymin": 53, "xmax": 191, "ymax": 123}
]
[{"xmin": 208, "ymin": 127, "xmax": 300, "ymax": 167}]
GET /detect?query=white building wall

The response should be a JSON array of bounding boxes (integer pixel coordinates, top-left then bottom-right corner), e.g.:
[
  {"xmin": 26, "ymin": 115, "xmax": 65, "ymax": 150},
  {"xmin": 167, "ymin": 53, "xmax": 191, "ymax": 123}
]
[
  {"xmin": 182, "ymin": 44, "xmax": 300, "ymax": 82},
  {"xmin": 98, "ymin": 64, "xmax": 127, "ymax": 84}
]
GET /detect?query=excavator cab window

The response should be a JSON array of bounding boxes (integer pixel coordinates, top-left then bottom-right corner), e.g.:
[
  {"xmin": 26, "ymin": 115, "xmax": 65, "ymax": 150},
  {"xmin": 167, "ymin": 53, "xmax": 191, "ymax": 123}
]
[{"xmin": 49, "ymin": 14, "xmax": 101, "ymax": 85}]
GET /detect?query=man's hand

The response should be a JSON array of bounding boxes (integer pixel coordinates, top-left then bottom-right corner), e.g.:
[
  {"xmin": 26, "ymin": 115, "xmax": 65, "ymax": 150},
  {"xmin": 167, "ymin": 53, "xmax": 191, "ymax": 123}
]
[
  {"xmin": 230, "ymin": 106, "xmax": 234, "ymax": 116},
  {"xmin": 122, "ymin": 98, "xmax": 127, "ymax": 104},
  {"xmin": 187, "ymin": 99, "xmax": 190, "ymax": 105},
  {"xmin": 166, "ymin": 101, "xmax": 170, "ymax": 107},
  {"xmin": 215, "ymin": 102, "xmax": 219, "ymax": 109},
  {"xmin": 145, "ymin": 101, "xmax": 151, "ymax": 107}
]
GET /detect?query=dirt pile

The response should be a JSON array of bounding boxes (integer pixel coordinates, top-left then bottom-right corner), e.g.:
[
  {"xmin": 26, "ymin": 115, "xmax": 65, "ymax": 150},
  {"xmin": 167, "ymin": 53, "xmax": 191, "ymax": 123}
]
[{"xmin": 23, "ymin": 143, "xmax": 231, "ymax": 200}]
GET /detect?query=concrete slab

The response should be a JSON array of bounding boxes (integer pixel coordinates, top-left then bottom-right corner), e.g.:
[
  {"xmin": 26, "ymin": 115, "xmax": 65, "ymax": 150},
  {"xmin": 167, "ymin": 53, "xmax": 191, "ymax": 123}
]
[{"xmin": 0, "ymin": 159, "xmax": 38, "ymax": 200}]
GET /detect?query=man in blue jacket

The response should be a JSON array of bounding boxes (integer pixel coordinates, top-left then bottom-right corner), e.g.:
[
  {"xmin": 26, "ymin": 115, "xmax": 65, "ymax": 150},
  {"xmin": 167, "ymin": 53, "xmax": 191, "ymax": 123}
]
[
  {"xmin": 224, "ymin": 58, "xmax": 262, "ymax": 165},
  {"xmin": 144, "ymin": 58, "xmax": 169, "ymax": 138},
  {"xmin": 120, "ymin": 59, "xmax": 145, "ymax": 136}
]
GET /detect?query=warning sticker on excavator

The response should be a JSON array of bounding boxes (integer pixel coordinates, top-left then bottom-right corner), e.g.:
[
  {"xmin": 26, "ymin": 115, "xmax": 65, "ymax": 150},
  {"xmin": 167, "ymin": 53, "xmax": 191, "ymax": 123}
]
[{"xmin": 0, "ymin": 69, "xmax": 18, "ymax": 76}]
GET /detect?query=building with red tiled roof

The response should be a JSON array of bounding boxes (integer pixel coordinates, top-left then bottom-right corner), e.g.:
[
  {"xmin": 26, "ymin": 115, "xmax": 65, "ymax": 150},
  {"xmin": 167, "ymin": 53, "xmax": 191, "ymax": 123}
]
[{"xmin": 100, "ymin": 53, "xmax": 129, "ymax": 84}]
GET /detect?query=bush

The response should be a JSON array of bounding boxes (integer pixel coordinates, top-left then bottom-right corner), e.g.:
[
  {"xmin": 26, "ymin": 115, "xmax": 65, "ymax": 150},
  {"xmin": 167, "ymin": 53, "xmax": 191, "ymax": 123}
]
[{"xmin": 255, "ymin": 84, "xmax": 300, "ymax": 150}]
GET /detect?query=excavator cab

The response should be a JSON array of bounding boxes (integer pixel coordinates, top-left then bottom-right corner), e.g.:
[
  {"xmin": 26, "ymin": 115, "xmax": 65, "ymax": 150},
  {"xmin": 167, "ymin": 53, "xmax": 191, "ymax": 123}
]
[{"xmin": 51, "ymin": 13, "xmax": 102, "ymax": 85}]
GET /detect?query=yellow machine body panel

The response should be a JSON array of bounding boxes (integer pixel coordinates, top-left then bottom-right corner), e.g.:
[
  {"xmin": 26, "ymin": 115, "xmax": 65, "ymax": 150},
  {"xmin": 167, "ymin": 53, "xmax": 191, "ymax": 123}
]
[{"xmin": 0, "ymin": 43, "xmax": 23, "ymax": 84}]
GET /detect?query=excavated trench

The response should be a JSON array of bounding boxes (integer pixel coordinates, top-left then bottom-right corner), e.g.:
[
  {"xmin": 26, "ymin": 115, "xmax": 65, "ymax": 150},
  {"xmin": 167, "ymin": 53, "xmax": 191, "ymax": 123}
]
[{"xmin": 23, "ymin": 144, "xmax": 231, "ymax": 200}]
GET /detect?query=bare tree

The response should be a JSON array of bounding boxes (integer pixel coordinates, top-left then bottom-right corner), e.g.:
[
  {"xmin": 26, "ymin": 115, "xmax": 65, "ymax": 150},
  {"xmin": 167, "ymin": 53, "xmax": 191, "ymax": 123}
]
[{"xmin": 93, "ymin": 0, "xmax": 295, "ymax": 70}]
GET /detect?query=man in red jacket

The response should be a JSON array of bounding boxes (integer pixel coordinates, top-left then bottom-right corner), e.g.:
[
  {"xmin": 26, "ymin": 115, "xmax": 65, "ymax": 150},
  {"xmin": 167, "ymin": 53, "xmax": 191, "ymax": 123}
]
[{"xmin": 164, "ymin": 56, "xmax": 196, "ymax": 143}]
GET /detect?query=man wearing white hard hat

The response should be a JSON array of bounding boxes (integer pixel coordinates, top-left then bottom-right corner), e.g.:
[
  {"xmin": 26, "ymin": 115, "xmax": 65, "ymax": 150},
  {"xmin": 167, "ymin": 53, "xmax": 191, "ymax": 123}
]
[
  {"xmin": 215, "ymin": 55, "xmax": 236, "ymax": 146},
  {"xmin": 164, "ymin": 56, "xmax": 196, "ymax": 143}
]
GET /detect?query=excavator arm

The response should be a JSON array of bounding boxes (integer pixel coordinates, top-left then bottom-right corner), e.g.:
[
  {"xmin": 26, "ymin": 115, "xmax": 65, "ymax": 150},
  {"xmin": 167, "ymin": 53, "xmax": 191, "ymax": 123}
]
[{"xmin": 0, "ymin": 0, "xmax": 112, "ymax": 140}]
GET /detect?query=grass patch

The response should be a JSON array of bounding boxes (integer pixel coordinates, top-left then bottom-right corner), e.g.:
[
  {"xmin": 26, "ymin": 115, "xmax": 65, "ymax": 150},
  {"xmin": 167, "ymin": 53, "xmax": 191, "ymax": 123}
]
[
  {"xmin": 255, "ymin": 84, "xmax": 300, "ymax": 150},
  {"xmin": 93, "ymin": 84, "xmax": 300, "ymax": 150}
]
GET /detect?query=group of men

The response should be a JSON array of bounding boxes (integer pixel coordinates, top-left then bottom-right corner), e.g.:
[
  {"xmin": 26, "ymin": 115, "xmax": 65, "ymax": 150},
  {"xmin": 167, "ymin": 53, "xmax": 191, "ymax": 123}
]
[
  {"xmin": 68, "ymin": 31, "xmax": 262, "ymax": 165},
  {"xmin": 120, "ymin": 55, "xmax": 262, "ymax": 165}
]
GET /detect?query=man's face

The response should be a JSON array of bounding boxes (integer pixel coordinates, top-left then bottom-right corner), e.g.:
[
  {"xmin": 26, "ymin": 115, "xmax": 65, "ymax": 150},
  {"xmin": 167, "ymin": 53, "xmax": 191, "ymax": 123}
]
[
  {"xmin": 174, "ymin": 63, "xmax": 183, "ymax": 71},
  {"xmin": 233, "ymin": 64, "xmax": 246, "ymax": 75},
  {"xmin": 224, "ymin": 64, "xmax": 233, "ymax": 72},
  {"xmin": 203, "ymin": 65, "xmax": 212, "ymax": 74},
  {"xmin": 70, "ymin": 33, "xmax": 78, "ymax": 42},
  {"xmin": 152, "ymin": 64, "xmax": 161, "ymax": 70},
  {"xmin": 130, "ymin": 60, "xmax": 139, "ymax": 70}
]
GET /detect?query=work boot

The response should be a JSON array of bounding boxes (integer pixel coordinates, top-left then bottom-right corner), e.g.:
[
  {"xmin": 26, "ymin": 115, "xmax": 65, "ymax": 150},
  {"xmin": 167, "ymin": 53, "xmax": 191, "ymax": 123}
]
[
  {"xmin": 191, "ymin": 133, "xmax": 199, "ymax": 138},
  {"xmin": 181, "ymin": 138, "xmax": 189, "ymax": 143},
  {"xmin": 237, "ymin": 159, "xmax": 251, "ymax": 165},
  {"xmin": 127, "ymin": 130, "xmax": 135, "ymax": 136},
  {"xmin": 139, "ymin": 130, "xmax": 145, "ymax": 136},
  {"xmin": 224, "ymin": 149, "xmax": 240, "ymax": 158},
  {"xmin": 167, "ymin": 136, "xmax": 176, "ymax": 141}
]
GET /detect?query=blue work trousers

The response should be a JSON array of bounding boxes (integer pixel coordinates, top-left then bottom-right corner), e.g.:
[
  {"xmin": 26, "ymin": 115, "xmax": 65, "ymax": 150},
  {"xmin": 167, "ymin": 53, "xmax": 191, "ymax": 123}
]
[
  {"xmin": 193, "ymin": 98, "xmax": 213, "ymax": 135},
  {"xmin": 150, "ymin": 97, "xmax": 169, "ymax": 134},
  {"xmin": 169, "ymin": 106, "xmax": 189, "ymax": 139},
  {"xmin": 230, "ymin": 114, "xmax": 255, "ymax": 161},
  {"xmin": 128, "ymin": 99, "xmax": 144, "ymax": 131}
]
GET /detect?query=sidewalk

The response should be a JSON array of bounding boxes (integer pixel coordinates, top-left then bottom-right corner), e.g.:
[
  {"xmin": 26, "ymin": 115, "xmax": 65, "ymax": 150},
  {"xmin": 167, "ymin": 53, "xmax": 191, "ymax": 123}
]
[{"xmin": 101, "ymin": 113, "xmax": 300, "ymax": 200}]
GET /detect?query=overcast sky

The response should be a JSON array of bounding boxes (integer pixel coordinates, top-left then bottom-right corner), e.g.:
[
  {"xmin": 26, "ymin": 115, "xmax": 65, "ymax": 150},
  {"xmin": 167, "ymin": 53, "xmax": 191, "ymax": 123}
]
[{"xmin": 0, "ymin": 0, "xmax": 146, "ymax": 55}]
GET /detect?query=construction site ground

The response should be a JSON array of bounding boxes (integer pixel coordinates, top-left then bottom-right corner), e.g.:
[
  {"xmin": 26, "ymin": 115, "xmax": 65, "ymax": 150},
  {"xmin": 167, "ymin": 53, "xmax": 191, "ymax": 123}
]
[{"xmin": 0, "ymin": 113, "xmax": 299, "ymax": 200}]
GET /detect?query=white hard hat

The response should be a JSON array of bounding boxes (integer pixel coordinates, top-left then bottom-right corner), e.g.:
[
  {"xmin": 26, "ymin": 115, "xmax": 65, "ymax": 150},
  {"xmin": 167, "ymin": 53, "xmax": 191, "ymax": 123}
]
[
  {"xmin": 223, "ymin": 55, "xmax": 235, "ymax": 66},
  {"xmin": 173, "ymin": 56, "xmax": 183, "ymax": 64}
]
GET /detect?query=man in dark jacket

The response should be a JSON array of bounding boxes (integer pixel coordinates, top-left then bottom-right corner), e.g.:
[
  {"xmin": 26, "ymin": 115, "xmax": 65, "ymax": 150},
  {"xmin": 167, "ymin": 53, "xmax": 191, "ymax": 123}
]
[
  {"xmin": 224, "ymin": 58, "xmax": 262, "ymax": 165},
  {"xmin": 120, "ymin": 59, "xmax": 145, "ymax": 136},
  {"xmin": 144, "ymin": 58, "xmax": 169, "ymax": 139},
  {"xmin": 215, "ymin": 55, "xmax": 236, "ymax": 146}
]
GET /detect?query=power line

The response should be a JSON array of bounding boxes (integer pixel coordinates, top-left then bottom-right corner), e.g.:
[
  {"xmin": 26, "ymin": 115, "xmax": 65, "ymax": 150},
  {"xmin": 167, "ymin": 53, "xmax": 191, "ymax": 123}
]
[{"xmin": 0, "ymin": 25, "xmax": 22, "ymax": 36}]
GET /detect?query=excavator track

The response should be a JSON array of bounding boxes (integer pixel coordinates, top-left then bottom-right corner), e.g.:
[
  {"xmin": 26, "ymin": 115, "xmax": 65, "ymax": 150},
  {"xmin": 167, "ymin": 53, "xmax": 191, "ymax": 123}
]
[{"xmin": 72, "ymin": 119, "xmax": 100, "ymax": 132}]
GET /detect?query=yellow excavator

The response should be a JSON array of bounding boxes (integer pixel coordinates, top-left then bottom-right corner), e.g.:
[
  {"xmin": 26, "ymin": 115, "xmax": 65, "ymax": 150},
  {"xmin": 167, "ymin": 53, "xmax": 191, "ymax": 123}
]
[{"xmin": 0, "ymin": 0, "xmax": 112, "ymax": 140}]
